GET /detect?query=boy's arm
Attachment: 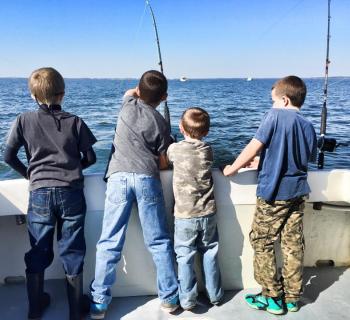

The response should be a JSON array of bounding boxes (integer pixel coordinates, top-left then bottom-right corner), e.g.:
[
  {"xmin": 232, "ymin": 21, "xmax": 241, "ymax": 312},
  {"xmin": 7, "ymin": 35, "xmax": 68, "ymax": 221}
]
[
  {"xmin": 159, "ymin": 153, "xmax": 169, "ymax": 170},
  {"xmin": 77, "ymin": 118, "xmax": 97, "ymax": 168},
  {"xmin": 81, "ymin": 147, "xmax": 96, "ymax": 169},
  {"xmin": 157, "ymin": 119, "xmax": 173, "ymax": 170},
  {"xmin": 124, "ymin": 87, "xmax": 139, "ymax": 99},
  {"xmin": 4, "ymin": 145, "xmax": 28, "ymax": 179},
  {"xmin": 223, "ymin": 138, "xmax": 264, "ymax": 176},
  {"xmin": 5, "ymin": 116, "xmax": 27, "ymax": 178},
  {"xmin": 246, "ymin": 156, "xmax": 260, "ymax": 169}
]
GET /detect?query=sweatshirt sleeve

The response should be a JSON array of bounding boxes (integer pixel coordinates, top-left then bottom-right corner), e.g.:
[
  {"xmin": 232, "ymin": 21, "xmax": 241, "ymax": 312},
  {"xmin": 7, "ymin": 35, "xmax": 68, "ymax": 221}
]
[{"xmin": 6, "ymin": 115, "xmax": 24, "ymax": 149}]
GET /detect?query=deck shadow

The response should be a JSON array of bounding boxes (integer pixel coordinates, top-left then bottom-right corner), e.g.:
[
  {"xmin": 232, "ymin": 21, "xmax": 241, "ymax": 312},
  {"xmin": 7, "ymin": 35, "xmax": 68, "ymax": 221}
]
[
  {"xmin": 106, "ymin": 295, "xmax": 156, "ymax": 318},
  {"xmin": 191, "ymin": 290, "xmax": 238, "ymax": 315},
  {"xmin": 301, "ymin": 266, "xmax": 347, "ymax": 306}
]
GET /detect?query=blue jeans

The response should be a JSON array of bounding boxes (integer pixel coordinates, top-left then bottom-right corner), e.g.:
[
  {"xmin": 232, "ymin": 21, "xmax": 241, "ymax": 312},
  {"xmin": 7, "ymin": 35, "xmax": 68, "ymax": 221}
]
[
  {"xmin": 174, "ymin": 214, "xmax": 223, "ymax": 308},
  {"xmin": 25, "ymin": 187, "xmax": 86, "ymax": 276},
  {"xmin": 91, "ymin": 172, "xmax": 178, "ymax": 305}
]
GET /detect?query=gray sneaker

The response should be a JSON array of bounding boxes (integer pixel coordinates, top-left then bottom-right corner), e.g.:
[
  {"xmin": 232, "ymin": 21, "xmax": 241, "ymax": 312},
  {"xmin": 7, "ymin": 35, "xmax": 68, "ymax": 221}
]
[
  {"xmin": 182, "ymin": 303, "xmax": 196, "ymax": 311},
  {"xmin": 160, "ymin": 296, "xmax": 179, "ymax": 313}
]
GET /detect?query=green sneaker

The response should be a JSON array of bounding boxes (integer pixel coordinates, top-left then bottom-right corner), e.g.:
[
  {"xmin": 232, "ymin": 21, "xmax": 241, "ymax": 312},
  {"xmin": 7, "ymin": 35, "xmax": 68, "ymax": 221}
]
[
  {"xmin": 286, "ymin": 301, "xmax": 299, "ymax": 312},
  {"xmin": 245, "ymin": 293, "xmax": 285, "ymax": 315}
]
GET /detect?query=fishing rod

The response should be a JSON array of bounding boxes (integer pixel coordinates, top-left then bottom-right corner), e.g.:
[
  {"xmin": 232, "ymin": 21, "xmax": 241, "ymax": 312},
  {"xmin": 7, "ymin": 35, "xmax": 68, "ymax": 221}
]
[
  {"xmin": 146, "ymin": 0, "xmax": 171, "ymax": 132},
  {"xmin": 103, "ymin": 1, "xmax": 172, "ymax": 181},
  {"xmin": 317, "ymin": 0, "xmax": 336, "ymax": 169}
]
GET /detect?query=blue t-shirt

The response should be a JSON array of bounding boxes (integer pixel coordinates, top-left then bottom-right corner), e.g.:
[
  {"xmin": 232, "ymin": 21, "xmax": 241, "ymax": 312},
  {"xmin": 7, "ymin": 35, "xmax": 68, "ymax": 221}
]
[{"xmin": 254, "ymin": 108, "xmax": 317, "ymax": 201}]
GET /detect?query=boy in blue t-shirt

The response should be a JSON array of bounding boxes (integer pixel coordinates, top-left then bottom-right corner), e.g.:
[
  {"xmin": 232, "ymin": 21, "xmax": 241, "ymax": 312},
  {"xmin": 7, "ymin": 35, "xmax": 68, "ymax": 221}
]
[{"xmin": 223, "ymin": 76, "xmax": 317, "ymax": 315}]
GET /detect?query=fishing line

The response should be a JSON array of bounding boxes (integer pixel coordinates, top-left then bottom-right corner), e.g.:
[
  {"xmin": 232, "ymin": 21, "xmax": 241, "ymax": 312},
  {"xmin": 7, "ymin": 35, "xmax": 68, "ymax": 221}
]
[
  {"xmin": 243, "ymin": 0, "xmax": 306, "ymax": 78},
  {"xmin": 145, "ymin": 0, "xmax": 172, "ymax": 131},
  {"xmin": 129, "ymin": 1, "xmax": 148, "ymax": 60},
  {"xmin": 255, "ymin": 0, "xmax": 305, "ymax": 41},
  {"xmin": 308, "ymin": 77, "xmax": 350, "ymax": 95}
]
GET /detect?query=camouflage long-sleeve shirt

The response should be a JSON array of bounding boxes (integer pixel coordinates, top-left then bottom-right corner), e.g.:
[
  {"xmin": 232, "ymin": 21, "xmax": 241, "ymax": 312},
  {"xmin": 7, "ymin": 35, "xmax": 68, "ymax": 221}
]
[{"xmin": 167, "ymin": 138, "xmax": 216, "ymax": 219}]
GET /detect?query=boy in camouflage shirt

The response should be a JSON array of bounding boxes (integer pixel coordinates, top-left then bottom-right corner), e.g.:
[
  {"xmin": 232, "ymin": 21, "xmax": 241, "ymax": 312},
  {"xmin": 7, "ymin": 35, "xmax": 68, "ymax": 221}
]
[
  {"xmin": 223, "ymin": 76, "xmax": 317, "ymax": 315},
  {"xmin": 167, "ymin": 107, "xmax": 224, "ymax": 310}
]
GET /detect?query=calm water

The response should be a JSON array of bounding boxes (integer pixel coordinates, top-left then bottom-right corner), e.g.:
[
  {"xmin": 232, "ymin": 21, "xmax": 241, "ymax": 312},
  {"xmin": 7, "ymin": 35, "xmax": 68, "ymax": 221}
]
[{"xmin": 0, "ymin": 77, "xmax": 349, "ymax": 180}]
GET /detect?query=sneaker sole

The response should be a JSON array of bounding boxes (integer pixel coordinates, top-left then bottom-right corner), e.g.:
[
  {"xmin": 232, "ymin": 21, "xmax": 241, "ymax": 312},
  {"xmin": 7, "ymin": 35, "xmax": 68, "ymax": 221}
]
[
  {"xmin": 161, "ymin": 305, "xmax": 179, "ymax": 313},
  {"xmin": 90, "ymin": 313, "xmax": 106, "ymax": 320},
  {"xmin": 246, "ymin": 301, "xmax": 284, "ymax": 315},
  {"xmin": 183, "ymin": 304, "xmax": 196, "ymax": 311},
  {"xmin": 266, "ymin": 308, "xmax": 285, "ymax": 315},
  {"xmin": 287, "ymin": 307, "xmax": 299, "ymax": 312}
]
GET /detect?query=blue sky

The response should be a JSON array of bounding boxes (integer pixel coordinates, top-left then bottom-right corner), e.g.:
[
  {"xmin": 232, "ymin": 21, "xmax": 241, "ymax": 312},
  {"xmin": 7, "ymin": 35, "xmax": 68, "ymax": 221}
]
[{"xmin": 0, "ymin": 0, "xmax": 349, "ymax": 78}]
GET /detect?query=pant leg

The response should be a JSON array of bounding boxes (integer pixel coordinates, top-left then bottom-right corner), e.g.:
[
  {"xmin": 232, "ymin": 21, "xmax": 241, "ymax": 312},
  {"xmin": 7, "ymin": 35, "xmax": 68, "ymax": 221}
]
[
  {"xmin": 174, "ymin": 217, "xmax": 198, "ymax": 308},
  {"xmin": 135, "ymin": 174, "xmax": 178, "ymax": 303},
  {"xmin": 91, "ymin": 173, "xmax": 135, "ymax": 305},
  {"xmin": 249, "ymin": 197, "xmax": 291, "ymax": 298},
  {"xmin": 198, "ymin": 214, "xmax": 223, "ymax": 303},
  {"xmin": 55, "ymin": 188, "xmax": 87, "ymax": 276},
  {"xmin": 280, "ymin": 198, "xmax": 305, "ymax": 302},
  {"xmin": 25, "ymin": 188, "xmax": 56, "ymax": 273}
]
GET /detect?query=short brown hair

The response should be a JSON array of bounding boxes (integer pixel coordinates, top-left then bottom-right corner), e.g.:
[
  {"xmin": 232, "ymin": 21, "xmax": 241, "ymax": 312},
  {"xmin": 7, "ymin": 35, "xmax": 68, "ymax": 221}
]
[
  {"xmin": 181, "ymin": 107, "xmax": 210, "ymax": 139},
  {"xmin": 272, "ymin": 75, "xmax": 307, "ymax": 107},
  {"xmin": 138, "ymin": 70, "xmax": 167, "ymax": 105},
  {"xmin": 29, "ymin": 67, "xmax": 65, "ymax": 105}
]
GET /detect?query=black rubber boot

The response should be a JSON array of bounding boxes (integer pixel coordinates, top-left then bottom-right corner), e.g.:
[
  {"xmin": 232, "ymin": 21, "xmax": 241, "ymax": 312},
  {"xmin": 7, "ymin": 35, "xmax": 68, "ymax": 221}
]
[
  {"xmin": 26, "ymin": 272, "xmax": 51, "ymax": 320},
  {"xmin": 66, "ymin": 273, "xmax": 89, "ymax": 320}
]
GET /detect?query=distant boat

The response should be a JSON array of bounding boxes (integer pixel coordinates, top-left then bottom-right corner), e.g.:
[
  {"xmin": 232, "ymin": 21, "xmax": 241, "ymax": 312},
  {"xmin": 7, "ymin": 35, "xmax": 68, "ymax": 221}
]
[
  {"xmin": 246, "ymin": 77, "xmax": 252, "ymax": 81},
  {"xmin": 180, "ymin": 76, "xmax": 188, "ymax": 82}
]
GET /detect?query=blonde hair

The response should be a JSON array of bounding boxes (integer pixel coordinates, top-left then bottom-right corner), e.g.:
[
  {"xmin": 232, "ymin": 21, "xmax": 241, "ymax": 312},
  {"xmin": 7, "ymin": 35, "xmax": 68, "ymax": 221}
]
[
  {"xmin": 181, "ymin": 107, "xmax": 210, "ymax": 139},
  {"xmin": 29, "ymin": 67, "xmax": 65, "ymax": 105}
]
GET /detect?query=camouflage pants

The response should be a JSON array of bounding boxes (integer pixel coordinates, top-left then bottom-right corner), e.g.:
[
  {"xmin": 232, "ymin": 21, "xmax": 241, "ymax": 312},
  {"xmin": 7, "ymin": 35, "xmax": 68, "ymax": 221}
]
[{"xmin": 249, "ymin": 197, "xmax": 305, "ymax": 302}]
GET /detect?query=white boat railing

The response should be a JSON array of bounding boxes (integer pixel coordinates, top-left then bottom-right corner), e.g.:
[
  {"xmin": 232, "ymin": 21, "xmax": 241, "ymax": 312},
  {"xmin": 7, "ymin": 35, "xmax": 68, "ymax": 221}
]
[{"xmin": 0, "ymin": 169, "xmax": 349, "ymax": 296}]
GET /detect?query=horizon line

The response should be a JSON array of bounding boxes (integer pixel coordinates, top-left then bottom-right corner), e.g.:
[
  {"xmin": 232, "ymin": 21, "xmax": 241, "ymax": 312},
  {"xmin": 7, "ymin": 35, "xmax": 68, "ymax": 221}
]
[{"xmin": 1, "ymin": 76, "xmax": 349, "ymax": 80}]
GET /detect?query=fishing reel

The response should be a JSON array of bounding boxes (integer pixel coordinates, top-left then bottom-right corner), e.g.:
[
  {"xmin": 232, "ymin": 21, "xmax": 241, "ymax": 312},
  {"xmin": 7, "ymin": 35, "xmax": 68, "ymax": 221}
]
[
  {"xmin": 317, "ymin": 136, "xmax": 337, "ymax": 152},
  {"xmin": 317, "ymin": 135, "xmax": 337, "ymax": 170}
]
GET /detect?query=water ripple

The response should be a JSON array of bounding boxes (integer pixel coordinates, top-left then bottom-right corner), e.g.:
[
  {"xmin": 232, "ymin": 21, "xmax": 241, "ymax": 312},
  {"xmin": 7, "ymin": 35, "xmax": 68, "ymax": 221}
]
[{"xmin": 0, "ymin": 77, "xmax": 349, "ymax": 179}]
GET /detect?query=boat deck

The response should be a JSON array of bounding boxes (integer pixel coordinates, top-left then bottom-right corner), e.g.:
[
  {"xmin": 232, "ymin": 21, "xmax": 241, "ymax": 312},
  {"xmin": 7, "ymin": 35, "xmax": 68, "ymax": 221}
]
[{"xmin": 1, "ymin": 267, "xmax": 349, "ymax": 320}]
